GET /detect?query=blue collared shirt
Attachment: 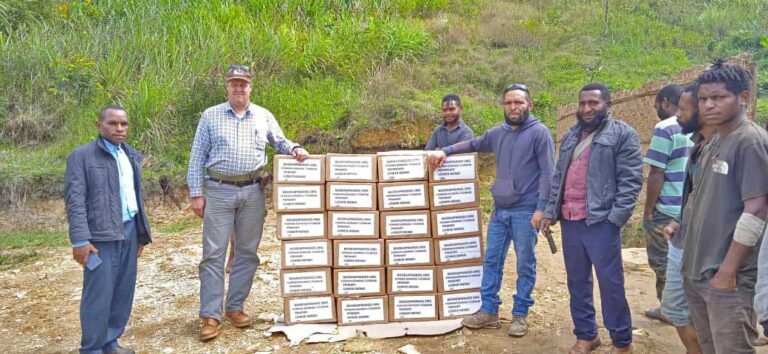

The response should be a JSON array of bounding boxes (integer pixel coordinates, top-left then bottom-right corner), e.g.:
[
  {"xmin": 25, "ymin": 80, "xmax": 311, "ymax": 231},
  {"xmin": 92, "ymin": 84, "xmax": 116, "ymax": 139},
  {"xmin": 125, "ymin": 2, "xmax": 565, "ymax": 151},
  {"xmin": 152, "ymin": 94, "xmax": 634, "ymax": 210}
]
[
  {"xmin": 187, "ymin": 102, "xmax": 299, "ymax": 197},
  {"xmin": 73, "ymin": 138, "xmax": 138, "ymax": 248}
]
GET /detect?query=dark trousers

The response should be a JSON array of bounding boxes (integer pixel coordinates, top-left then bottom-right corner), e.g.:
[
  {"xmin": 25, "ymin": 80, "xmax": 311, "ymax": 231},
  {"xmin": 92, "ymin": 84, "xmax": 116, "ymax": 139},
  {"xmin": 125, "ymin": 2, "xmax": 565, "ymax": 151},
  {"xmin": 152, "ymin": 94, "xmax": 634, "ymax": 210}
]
[
  {"xmin": 80, "ymin": 219, "xmax": 138, "ymax": 354},
  {"xmin": 683, "ymin": 280, "xmax": 757, "ymax": 354},
  {"xmin": 642, "ymin": 210, "xmax": 672, "ymax": 301},
  {"xmin": 561, "ymin": 219, "xmax": 632, "ymax": 348}
]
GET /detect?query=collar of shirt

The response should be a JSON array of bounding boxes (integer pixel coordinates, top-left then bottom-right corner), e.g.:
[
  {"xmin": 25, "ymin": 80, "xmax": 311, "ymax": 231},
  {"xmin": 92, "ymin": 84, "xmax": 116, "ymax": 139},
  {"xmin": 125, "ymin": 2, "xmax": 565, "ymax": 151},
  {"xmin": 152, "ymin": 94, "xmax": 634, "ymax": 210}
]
[
  {"xmin": 440, "ymin": 120, "xmax": 465, "ymax": 132},
  {"xmin": 102, "ymin": 137, "xmax": 122, "ymax": 155},
  {"xmin": 225, "ymin": 101, "xmax": 253, "ymax": 119}
]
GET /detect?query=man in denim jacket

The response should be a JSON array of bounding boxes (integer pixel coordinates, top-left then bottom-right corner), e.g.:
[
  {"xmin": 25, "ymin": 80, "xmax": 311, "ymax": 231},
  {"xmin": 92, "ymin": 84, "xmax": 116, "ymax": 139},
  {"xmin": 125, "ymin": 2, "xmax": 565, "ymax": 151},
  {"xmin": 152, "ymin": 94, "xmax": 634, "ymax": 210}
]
[{"xmin": 541, "ymin": 83, "xmax": 643, "ymax": 354}]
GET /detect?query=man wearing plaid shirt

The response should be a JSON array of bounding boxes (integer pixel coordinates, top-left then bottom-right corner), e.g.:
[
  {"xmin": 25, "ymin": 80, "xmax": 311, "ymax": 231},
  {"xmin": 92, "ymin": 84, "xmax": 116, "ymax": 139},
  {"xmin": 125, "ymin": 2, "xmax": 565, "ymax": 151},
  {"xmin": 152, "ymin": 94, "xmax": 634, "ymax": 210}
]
[{"xmin": 187, "ymin": 65, "xmax": 308, "ymax": 340}]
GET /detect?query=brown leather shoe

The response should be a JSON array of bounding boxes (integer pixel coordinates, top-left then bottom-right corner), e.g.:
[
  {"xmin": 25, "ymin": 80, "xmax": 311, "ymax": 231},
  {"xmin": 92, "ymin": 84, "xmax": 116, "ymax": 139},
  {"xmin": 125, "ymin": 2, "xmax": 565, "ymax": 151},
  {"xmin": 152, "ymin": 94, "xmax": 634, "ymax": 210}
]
[
  {"xmin": 224, "ymin": 311, "xmax": 252, "ymax": 328},
  {"xmin": 568, "ymin": 337, "xmax": 602, "ymax": 354},
  {"xmin": 200, "ymin": 318, "xmax": 221, "ymax": 341}
]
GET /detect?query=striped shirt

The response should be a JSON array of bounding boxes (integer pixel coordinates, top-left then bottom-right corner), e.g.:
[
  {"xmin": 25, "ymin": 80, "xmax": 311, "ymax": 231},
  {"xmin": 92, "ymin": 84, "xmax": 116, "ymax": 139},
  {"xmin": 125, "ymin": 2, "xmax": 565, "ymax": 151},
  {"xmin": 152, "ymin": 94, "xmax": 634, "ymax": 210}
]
[
  {"xmin": 187, "ymin": 101, "xmax": 299, "ymax": 197},
  {"xmin": 643, "ymin": 116, "xmax": 694, "ymax": 218}
]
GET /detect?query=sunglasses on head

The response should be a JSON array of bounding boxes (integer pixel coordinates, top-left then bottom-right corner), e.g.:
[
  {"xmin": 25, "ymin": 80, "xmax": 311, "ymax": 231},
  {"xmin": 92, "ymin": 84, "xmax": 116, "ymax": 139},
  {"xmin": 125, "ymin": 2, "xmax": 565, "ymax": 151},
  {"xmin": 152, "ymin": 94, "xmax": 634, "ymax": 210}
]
[{"xmin": 505, "ymin": 83, "xmax": 529, "ymax": 94}]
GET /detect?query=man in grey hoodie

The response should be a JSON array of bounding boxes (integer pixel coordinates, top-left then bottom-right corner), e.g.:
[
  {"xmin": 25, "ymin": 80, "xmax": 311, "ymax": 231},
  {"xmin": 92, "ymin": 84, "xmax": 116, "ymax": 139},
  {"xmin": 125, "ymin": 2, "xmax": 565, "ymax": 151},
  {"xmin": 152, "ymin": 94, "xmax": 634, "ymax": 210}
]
[{"xmin": 427, "ymin": 83, "xmax": 555, "ymax": 337}]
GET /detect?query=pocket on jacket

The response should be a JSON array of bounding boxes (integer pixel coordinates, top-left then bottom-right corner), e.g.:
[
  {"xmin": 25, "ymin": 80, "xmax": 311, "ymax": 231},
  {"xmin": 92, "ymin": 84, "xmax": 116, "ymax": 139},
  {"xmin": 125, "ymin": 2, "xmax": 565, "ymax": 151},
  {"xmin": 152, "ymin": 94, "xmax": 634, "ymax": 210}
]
[
  {"xmin": 88, "ymin": 165, "xmax": 108, "ymax": 187},
  {"xmin": 491, "ymin": 178, "xmax": 523, "ymax": 206},
  {"xmin": 87, "ymin": 188, "xmax": 110, "ymax": 231}
]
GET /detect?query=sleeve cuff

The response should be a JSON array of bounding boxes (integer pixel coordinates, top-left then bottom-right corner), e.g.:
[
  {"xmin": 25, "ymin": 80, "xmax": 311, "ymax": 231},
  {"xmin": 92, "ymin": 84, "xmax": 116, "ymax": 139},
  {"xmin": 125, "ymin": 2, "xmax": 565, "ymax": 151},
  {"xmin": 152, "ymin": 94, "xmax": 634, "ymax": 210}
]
[
  {"xmin": 72, "ymin": 240, "xmax": 90, "ymax": 248},
  {"xmin": 189, "ymin": 187, "xmax": 204, "ymax": 197},
  {"xmin": 536, "ymin": 199, "xmax": 548, "ymax": 211},
  {"xmin": 441, "ymin": 146, "xmax": 453, "ymax": 155}
]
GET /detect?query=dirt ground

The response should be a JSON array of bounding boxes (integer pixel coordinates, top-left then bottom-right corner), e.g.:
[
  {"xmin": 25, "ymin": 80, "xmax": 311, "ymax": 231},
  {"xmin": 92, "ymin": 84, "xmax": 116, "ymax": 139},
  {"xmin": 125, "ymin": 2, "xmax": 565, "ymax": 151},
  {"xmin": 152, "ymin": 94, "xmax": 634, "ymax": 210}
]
[{"xmin": 2, "ymin": 211, "xmax": 767, "ymax": 354}]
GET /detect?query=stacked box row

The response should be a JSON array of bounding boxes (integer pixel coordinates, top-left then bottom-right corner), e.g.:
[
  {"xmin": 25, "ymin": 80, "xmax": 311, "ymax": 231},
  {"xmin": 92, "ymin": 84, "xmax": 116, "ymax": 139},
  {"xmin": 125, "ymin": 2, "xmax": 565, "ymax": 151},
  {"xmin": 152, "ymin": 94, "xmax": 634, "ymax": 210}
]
[{"xmin": 275, "ymin": 152, "xmax": 485, "ymax": 325}]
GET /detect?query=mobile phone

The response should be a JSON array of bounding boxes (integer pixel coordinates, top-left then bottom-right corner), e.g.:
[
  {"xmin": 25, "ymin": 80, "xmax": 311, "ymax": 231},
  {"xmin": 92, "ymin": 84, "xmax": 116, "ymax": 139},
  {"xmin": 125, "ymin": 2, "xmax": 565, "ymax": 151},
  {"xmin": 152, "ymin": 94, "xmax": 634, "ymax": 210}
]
[{"xmin": 86, "ymin": 253, "xmax": 102, "ymax": 270}]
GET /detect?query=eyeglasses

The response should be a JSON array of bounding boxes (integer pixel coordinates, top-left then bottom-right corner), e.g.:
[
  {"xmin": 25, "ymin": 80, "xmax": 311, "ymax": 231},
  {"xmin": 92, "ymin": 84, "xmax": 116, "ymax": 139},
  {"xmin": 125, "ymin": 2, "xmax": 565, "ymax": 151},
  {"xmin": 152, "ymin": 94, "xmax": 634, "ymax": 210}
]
[{"xmin": 505, "ymin": 83, "xmax": 529, "ymax": 94}]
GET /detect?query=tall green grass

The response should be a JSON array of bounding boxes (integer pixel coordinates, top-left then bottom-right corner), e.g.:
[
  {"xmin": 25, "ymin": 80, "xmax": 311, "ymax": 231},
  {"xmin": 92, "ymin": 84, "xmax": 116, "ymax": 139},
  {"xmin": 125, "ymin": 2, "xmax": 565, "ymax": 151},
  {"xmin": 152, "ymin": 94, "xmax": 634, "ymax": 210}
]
[
  {"xmin": 0, "ymin": 0, "xmax": 766, "ymax": 203},
  {"xmin": 0, "ymin": 0, "xmax": 455, "ymax": 196}
]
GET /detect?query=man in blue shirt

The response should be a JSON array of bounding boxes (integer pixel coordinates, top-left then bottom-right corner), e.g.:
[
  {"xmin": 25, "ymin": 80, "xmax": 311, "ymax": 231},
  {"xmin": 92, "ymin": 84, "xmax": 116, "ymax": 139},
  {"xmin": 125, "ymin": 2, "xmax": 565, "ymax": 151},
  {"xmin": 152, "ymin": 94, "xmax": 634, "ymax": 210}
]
[
  {"xmin": 65, "ymin": 105, "xmax": 152, "ymax": 354},
  {"xmin": 425, "ymin": 94, "xmax": 474, "ymax": 149}
]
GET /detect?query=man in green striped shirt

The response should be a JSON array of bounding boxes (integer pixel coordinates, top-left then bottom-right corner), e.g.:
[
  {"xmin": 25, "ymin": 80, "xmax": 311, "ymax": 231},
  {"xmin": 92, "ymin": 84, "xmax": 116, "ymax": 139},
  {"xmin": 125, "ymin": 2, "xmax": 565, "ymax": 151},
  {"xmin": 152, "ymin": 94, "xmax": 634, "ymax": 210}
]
[{"xmin": 642, "ymin": 84, "xmax": 694, "ymax": 321}]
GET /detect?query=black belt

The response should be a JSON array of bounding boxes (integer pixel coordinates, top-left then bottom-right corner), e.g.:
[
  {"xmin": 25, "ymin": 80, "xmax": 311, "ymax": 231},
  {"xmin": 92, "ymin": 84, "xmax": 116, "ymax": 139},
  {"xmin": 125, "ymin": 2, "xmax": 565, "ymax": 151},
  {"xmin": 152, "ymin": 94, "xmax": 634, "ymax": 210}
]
[{"xmin": 207, "ymin": 177, "xmax": 261, "ymax": 187}]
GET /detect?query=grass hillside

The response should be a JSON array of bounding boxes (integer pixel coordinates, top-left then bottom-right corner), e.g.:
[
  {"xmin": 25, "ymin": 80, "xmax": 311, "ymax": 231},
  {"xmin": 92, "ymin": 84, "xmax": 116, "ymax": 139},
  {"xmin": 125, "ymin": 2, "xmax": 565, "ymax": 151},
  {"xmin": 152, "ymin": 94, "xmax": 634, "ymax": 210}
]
[{"xmin": 1, "ymin": 0, "xmax": 767, "ymax": 203}]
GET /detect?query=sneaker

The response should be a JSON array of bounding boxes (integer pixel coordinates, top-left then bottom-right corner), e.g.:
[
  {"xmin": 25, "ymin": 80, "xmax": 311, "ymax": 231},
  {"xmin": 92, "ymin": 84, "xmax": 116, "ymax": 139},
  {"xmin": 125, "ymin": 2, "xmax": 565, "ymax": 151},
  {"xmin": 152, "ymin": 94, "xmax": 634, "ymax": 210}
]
[
  {"xmin": 507, "ymin": 316, "xmax": 528, "ymax": 337},
  {"xmin": 461, "ymin": 311, "xmax": 500, "ymax": 329}
]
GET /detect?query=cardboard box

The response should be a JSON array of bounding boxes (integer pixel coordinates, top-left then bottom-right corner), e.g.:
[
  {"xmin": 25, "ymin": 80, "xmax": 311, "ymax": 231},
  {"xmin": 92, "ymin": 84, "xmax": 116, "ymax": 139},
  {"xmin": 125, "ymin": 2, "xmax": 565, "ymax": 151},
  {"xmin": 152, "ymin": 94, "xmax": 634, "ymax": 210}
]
[
  {"xmin": 377, "ymin": 154, "xmax": 428, "ymax": 182},
  {"xmin": 334, "ymin": 268, "xmax": 386, "ymax": 296},
  {"xmin": 437, "ymin": 263, "xmax": 483, "ymax": 293},
  {"xmin": 272, "ymin": 155, "xmax": 325, "ymax": 184},
  {"xmin": 276, "ymin": 212, "xmax": 326, "ymax": 240},
  {"xmin": 337, "ymin": 296, "xmax": 389, "ymax": 325},
  {"xmin": 326, "ymin": 154, "xmax": 377, "ymax": 182},
  {"xmin": 429, "ymin": 180, "xmax": 481, "ymax": 210},
  {"xmin": 378, "ymin": 181, "xmax": 429, "ymax": 211},
  {"xmin": 333, "ymin": 239, "xmax": 385, "ymax": 268},
  {"xmin": 280, "ymin": 267, "xmax": 332, "ymax": 297},
  {"xmin": 328, "ymin": 211, "xmax": 379, "ymax": 239},
  {"xmin": 380, "ymin": 210, "xmax": 431, "ymax": 239},
  {"xmin": 281, "ymin": 240, "xmax": 332, "ymax": 269},
  {"xmin": 438, "ymin": 291, "xmax": 482, "ymax": 319},
  {"xmin": 387, "ymin": 266, "xmax": 436, "ymax": 294},
  {"xmin": 429, "ymin": 153, "xmax": 478, "ymax": 182},
  {"xmin": 388, "ymin": 294, "xmax": 438, "ymax": 322},
  {"xmin": 326, "ymin": 182, "xmax": 377, "ymax": 211},
  {"xmin": 386, "ymin": 239, "xmax": 434, "ymax": 266},
  {"xmin": 273, "ymin": 184, "xmax": 325, "ymax": 213},
  {"xmin": 284, "ymin": 295, "xmax": 336, "ymax": 325},
  {"xmin": 431, "ymin": 207, "xmax": 482, "ymax": 238},
  {"xmin": 434, "ymin": 235, "xmax": 484, "ymax": 265}
]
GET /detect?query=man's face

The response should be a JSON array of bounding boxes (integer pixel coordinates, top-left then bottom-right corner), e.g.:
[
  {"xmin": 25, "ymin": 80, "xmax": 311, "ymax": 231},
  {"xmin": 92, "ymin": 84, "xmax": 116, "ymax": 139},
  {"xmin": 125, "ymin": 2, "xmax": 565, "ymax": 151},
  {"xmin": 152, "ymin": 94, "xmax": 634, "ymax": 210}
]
[
  {"xmin": 226, "ymin": 79, "xmax": 252, "ymax": 107},
  {"xmin": 503, "ymin": 89, "xmax": 532, "ymax": 125},
  {"xmin": 577, "ymin": 90, "xmax": 610, "ymax": 128},
  {"xmin": 698, "ymin": 82, "xmax": 745, "ymax": 127},
  {"xmin": 654, "ymin": 98, "xmax": 674, "ymax": 120},
  {"xmin": 676, "ymin": 92, "xmax": 700, "ymax": 134},
  {"xmin": 441, "ymin": 100, "xmax": 462, "ymax": 125},
  {"xmin": 97, "ymin": 109, "xmax": 129, "ymax": 145}
]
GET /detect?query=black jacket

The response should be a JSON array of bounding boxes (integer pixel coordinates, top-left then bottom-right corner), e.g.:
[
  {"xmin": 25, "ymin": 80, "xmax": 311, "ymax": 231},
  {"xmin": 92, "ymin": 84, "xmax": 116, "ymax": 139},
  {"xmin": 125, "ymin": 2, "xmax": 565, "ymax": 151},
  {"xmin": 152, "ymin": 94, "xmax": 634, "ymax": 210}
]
[{"xmin": 64, "ymin": 137, "xmax": 152, "ymax": 245}]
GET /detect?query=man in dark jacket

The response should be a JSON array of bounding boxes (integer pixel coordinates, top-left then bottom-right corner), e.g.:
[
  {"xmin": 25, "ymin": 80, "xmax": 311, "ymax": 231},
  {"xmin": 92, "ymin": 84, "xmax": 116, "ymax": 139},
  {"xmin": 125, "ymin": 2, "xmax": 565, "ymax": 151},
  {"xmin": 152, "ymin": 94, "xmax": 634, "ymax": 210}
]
[
  {"xmin": 427, "ymin": 83, "xmax": 555, "ymax": 337},
  {"xmin": 541, "ymin": 83, "xmax": 643, "ymax": 354},
  {"xmin": 65, "ymin": 105, "xmax": 152, "ymax": 354}
]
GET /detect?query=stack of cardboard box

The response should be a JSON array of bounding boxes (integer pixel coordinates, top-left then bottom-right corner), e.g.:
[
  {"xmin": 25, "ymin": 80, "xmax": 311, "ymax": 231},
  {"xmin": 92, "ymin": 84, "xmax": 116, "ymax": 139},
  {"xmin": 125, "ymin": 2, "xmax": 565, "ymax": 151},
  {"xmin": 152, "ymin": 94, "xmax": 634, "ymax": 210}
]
[
  {"xmin": 276, "ymin": 152, "xmax": 483, "ymax": 326},
  {"xmin": 273, "ymin": 155, "xmax": 336, "ymax": 324},
  {"xmin": 427, "ymin": 153, "xmax": 485, "ymax": 320}
]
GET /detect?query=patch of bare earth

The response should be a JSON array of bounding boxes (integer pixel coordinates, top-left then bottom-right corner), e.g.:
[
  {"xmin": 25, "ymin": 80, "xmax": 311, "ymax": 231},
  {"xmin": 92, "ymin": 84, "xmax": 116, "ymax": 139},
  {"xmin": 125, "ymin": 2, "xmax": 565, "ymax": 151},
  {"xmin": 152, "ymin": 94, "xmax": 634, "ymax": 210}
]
[{"xmin": 4, "ymin": 213, "xmax": 767, "ymax": 354}]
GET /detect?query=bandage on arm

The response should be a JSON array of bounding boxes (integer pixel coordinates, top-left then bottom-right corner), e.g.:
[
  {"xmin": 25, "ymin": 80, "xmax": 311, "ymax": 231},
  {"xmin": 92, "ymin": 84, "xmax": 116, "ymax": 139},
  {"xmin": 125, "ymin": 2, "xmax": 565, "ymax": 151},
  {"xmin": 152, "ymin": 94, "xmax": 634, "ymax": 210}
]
[{"xmin": 733, "ymin": 212, "xmax": 767, "ymax": 247}]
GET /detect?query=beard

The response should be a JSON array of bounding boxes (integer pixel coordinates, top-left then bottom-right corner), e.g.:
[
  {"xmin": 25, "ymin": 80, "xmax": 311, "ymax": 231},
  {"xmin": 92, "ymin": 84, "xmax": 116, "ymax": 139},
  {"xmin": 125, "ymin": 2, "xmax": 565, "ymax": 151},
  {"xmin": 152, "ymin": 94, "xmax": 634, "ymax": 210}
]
[
  {"xmin": 678, "ymin": 111, "xmax": 701, "ymax": 134},
  {"xmin": 657, "ymin": 106, "xmax": 672, "ymax": 120},
  {"xmin": 505, "ymin": 108, "xmax": 530, "ymax": 126},
  {"xmin": 576, "ymin": 108, "xmax": 609, "ymax": 130}
]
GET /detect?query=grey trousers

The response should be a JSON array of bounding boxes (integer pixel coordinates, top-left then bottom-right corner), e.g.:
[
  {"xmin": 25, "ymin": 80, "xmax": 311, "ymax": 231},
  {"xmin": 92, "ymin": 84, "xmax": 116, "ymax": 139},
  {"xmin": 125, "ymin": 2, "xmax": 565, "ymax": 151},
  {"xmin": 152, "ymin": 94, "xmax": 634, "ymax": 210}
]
[
  {"xmin": 683, "ymin": 280, "xmax": 758, "ymax": 354},
  {"xmin": 199, "ymin": 180, "xmax": 265, "ymax": 320}
]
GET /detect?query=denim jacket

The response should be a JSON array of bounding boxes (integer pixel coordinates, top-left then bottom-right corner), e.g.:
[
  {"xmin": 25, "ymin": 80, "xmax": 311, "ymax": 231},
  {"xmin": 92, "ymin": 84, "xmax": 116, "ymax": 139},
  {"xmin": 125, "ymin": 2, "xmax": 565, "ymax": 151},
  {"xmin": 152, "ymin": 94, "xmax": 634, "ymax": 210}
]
[
  {"xmin": 544, "ymin": 117, "xmax": 643, "ymax": 227},
  {"xmin": 65, "ymin": 137, "xmax": 152, "ymax": 245}
]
